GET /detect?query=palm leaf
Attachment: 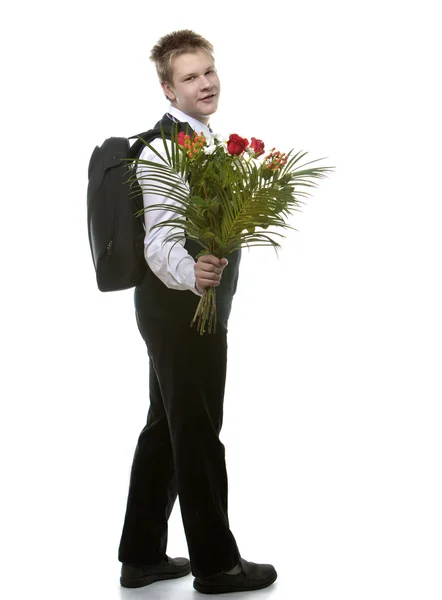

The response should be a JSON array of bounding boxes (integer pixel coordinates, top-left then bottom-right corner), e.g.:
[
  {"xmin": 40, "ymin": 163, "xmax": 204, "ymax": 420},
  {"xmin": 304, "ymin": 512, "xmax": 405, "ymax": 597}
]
[{"xmin": 127, "ymin": 127, "xmax": 334, "ymax": 262}]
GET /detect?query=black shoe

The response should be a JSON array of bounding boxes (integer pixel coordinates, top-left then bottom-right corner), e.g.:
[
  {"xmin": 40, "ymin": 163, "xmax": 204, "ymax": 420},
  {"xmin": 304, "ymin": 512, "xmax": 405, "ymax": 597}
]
[
  {"xmin": 120, "ymin": 555, "xmax": 191, "ymax": 588},
  {"xmin": 193, "ymin": 557, "xmax": 277, "ymax": 594}
]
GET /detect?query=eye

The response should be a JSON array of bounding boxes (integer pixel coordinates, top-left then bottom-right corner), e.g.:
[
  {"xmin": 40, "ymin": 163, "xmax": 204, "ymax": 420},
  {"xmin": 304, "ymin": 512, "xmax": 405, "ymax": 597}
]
[{"xmin": 185, "ymin": 70, "xmax": 215, "ymax": 82}]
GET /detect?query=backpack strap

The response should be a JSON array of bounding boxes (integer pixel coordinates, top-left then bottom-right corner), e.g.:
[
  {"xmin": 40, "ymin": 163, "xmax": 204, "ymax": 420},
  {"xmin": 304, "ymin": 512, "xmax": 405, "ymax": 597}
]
[
  {"xmin": 128, "ymin": 114, "xmax": 195, "ymax": 214},
  {"xmin": 128, "ymin": 113, "xmax": 195, "ymax": 160}
]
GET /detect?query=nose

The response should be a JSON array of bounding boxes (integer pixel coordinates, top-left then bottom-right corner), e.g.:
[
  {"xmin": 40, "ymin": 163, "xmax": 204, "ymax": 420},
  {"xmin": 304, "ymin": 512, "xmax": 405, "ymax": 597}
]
[{"xmin": 200, "ymin": 74, "xmax": 212, "ymax": 88}]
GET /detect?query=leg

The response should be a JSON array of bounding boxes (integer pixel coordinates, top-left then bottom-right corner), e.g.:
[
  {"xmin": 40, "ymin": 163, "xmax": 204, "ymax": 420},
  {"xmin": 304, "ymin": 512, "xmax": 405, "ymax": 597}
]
[
  {"xmin": 138, "ymin": 315, "xmax": 241, "ymax": 578},
  {"xmin": 118, "ymin": 327, "xmax": 177, "ymax": 564}
]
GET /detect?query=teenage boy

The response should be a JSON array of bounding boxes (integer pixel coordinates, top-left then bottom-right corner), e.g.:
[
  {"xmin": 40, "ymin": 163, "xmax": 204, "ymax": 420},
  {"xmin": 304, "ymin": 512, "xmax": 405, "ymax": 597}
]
[{"xmin": 118, "ymin": 29, "xmax": 277, "ymax": 595}]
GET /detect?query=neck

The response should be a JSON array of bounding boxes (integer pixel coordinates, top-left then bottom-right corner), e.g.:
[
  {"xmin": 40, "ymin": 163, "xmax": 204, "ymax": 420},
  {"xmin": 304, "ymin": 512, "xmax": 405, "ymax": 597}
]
[{"xmin": 170, "ymin": 102, "xmax": 211, "ymax": 127}]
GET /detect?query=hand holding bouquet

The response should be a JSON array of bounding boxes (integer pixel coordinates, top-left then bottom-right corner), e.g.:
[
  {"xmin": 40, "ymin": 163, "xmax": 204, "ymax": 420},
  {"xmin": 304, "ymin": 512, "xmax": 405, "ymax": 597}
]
[
  {"xmin": 125, "ymin": 123, "xmax": 334, "ymax": 334},
  {"xmin": 194, "ymin": 254, "xmax": 228, "ymax": 296}
]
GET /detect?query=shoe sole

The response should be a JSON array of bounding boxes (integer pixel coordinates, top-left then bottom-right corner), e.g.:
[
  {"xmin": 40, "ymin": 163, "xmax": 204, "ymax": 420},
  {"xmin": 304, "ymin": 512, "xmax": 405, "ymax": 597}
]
[
  {"xmin": 193, "ymin": 572, "xmax": 277, "ymax": 594},
  {"xmin": 120, "ymin": 566, "xmax": 191, "ymax": 588}
]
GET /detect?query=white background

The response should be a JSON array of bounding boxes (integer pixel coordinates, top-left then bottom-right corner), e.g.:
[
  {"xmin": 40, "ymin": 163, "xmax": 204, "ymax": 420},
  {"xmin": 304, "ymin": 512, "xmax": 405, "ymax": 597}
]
[{"xmin": 1, "ymin": 1, "xmax": 441, "ymax": 599}]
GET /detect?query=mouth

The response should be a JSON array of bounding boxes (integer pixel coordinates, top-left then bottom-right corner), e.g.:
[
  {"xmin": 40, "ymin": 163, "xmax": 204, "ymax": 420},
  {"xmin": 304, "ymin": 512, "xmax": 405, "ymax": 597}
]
[{"xmin": 200, "ymin": 94, "xmax": 216, "ymax": 101}]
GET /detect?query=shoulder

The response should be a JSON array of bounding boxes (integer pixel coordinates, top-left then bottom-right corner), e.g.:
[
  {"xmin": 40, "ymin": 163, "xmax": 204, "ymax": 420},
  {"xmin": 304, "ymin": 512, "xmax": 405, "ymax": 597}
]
[{"xmin": 138, "ymin": 136, "xmax": 172, "ymax": 161}]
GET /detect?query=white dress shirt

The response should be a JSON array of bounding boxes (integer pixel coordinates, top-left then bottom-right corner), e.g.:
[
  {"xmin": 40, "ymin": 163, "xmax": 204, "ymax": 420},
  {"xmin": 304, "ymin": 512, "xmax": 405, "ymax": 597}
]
[{"xmin": 136, "ymin": 105, "xmax": 213, "ymax": 297}]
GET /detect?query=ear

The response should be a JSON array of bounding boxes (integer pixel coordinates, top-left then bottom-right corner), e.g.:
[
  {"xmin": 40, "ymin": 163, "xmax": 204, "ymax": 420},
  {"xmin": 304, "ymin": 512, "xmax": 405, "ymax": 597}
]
[{"xmin": 161, "ymin": 81, "xmax": 176, "ymax": 102}]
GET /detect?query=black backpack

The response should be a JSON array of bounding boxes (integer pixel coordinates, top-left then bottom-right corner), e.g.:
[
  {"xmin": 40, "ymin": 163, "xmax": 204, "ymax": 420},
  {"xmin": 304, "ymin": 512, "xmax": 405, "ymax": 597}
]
[{"xmin": 87, "ymin": 115, "xmax": 193, "ymax": 292}]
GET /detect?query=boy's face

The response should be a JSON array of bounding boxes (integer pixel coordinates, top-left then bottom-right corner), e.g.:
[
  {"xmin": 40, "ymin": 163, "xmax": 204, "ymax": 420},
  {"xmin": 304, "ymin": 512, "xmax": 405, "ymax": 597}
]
[{"xmin": 161, "ymin": 49, "xmax": 220, "ymax": 125}]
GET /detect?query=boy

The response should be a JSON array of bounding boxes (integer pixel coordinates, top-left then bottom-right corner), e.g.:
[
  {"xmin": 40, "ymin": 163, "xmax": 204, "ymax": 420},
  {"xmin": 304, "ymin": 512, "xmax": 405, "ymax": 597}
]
[{"xmin": 118, "ymin": 29, "xmax": 277, "ymax": 594}]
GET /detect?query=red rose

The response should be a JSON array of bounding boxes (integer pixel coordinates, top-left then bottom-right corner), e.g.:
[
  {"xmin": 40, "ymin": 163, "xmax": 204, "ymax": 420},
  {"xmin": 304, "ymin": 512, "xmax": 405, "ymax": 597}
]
[
  {"xmin": 227, "ymin": 134, "xmax": 249, "ymax": 155},
  {"xmin": 250, "ymin": 137, "xmax": 265, "ymax": 157}
]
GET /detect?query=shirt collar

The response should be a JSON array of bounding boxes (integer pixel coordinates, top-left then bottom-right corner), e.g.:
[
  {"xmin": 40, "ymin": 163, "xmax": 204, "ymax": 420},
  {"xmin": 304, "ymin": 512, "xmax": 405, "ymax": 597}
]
[{"xmin": 167, "ymin": 104, "xmax": 213, "ymax": 137}]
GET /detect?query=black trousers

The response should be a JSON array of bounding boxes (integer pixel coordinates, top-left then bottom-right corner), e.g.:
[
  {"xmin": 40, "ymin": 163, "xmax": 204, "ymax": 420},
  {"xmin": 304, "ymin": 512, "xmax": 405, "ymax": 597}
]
[{"xmin": 118, "ymin": 312, "xmax": 241, "ymax": 578}]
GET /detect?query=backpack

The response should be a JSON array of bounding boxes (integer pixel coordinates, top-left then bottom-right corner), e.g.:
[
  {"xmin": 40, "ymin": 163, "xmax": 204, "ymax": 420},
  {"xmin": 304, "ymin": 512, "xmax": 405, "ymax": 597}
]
[{"xmin": 87, "ymin": 115, "xmax": 193, "ymax": 292}]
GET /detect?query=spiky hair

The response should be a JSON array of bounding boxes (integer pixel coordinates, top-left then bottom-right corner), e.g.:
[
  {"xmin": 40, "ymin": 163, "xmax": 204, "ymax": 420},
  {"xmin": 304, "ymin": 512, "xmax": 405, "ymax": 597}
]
[{"xmin": 150, "ymin": 29, "xmax": 215, "ymax": 86}]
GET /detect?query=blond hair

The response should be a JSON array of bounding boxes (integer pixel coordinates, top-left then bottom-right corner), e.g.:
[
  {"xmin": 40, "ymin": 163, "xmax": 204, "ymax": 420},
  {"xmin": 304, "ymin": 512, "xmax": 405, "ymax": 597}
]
[{"xmin": 150, "ymin": 29, "xmax": 215, "ymax": 87}]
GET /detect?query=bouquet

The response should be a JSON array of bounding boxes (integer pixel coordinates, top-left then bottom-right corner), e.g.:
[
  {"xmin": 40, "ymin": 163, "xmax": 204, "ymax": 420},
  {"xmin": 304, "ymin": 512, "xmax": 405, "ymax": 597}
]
[{"xmin": 125, "ymin": 122, "xmax": 334, "ymax": 335}]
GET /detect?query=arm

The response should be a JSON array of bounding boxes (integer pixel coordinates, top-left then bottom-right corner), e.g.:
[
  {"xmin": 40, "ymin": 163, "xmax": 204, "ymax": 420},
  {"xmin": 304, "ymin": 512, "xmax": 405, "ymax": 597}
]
[{"xmin": 136, "ymin": 138, "xmax": 203, "ymax": 296}]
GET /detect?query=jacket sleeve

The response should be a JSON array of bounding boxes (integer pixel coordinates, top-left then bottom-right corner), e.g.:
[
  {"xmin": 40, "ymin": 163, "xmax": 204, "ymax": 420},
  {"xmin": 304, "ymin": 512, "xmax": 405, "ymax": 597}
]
[{"xmin": 136, "ymin": 138, "xmax": 203, "ymax": 296}]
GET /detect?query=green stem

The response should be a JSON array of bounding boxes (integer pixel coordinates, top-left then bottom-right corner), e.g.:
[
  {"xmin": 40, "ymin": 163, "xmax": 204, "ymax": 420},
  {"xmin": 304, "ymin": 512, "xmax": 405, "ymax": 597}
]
[{"xmin": 191, "ymin": 287, "xmax": 217, "ymax": 335}]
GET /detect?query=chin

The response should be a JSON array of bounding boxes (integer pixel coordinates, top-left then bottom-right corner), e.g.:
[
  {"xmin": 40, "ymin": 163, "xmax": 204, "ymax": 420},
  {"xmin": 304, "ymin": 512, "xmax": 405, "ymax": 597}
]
[{"xmin": 203, "ymin": 101, "xmax": 219, "ymax": 114}]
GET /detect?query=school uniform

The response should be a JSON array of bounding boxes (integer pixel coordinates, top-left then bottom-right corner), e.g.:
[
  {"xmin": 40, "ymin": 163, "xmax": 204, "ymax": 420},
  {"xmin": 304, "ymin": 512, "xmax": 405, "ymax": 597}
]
[{"xmin": 118, "ymin": 105, "xmax": 242, "ymax": 578}]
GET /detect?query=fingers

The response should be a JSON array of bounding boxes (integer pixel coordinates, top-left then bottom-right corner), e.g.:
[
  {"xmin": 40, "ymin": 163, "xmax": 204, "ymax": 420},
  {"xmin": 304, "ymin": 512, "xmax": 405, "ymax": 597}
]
[
  {"xmin": 194, "ymin": 271, "xmax": 221, "ymax": 289},
  {"xmin": 201, "ymin": 265, "xmax": 222, "ymax": 276},
  {"xmin": 199, "ymin": 277, "xmax": 221, "ymax": 288},
  {"xmin": 198, "ymin": 254, "xmax": 221, "ymax": 266},
  {"xmin": 199, "ymin": 265, "xmax": 224, "ymax": 279},
  {"xmin": 198, "ymin": 255, "xmax": 228, "ymax": 272},
  {"xmin": 194, "ymin": 255, "xmax": 228, "ymax": 291}
]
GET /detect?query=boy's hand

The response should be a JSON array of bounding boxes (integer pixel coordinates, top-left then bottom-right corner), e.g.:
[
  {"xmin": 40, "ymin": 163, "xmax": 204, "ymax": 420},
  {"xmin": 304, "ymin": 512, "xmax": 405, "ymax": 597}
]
[{"xmin": 194, "ymin": 255, "xmax": 229, "ymax": 294}]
